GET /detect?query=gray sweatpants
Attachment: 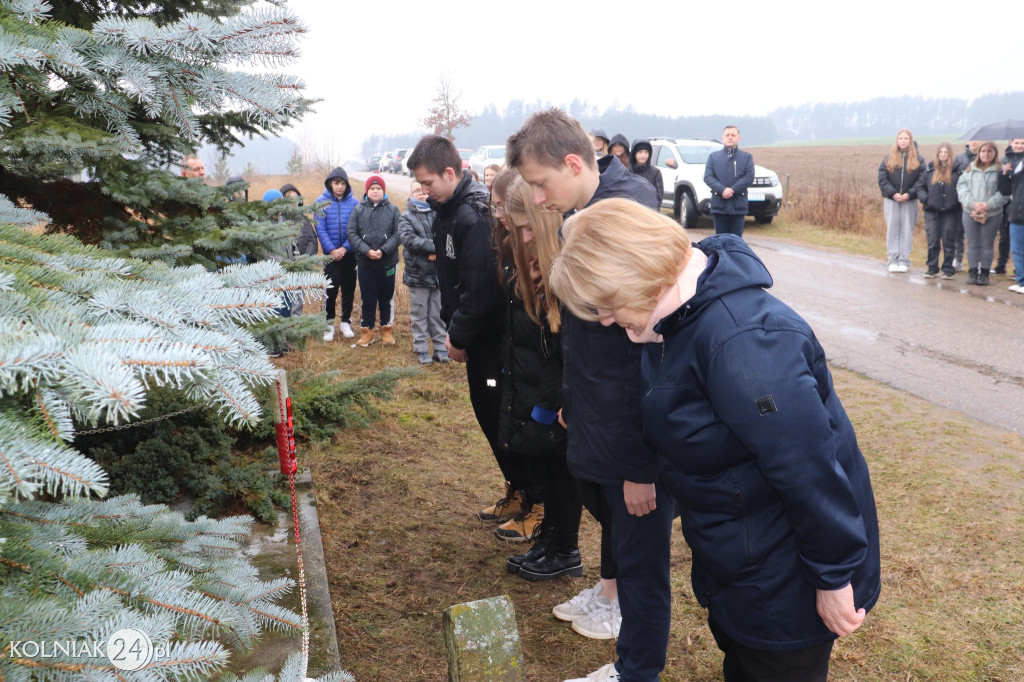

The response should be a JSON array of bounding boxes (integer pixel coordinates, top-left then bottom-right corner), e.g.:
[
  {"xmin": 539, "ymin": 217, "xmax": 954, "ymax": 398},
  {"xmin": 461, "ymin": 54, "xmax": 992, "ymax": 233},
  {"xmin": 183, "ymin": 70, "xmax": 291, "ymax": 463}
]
[
  {"xmin": 408, "ymin": 286, "xmax": 446, "ymax": 354},
  {"xmin": 963, "ymin": 211, "xmax": 1001, "ymax": 273},
  {"xmin": 884, "ymin": 197, "xmax": 918, "ymax": 267}
]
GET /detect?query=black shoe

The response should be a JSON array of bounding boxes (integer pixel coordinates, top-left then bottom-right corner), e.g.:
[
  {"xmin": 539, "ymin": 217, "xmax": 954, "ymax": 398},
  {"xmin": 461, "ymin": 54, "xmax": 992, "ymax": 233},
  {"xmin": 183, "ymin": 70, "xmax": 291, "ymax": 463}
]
[
  {"xmin": 978, "ymin": 269, "xmax": 990, "ymax": 286},
  {"xmin": 506, "ymin": 521, "xmax": 553, "ymax": 573},
  {"xmin": 993, "ymin": 266, "xmax": 1007, "ymax": 275},
  {"xmin": 924, "ymin": 270, "xmax": 939, "ymax": 279},
  {"xmin": 518, "ymin": 548, "xmax": 583, "ymax": 581},
  {"xmin": 967, "ymin": 269, "xmax": 979, "ymax": 285},
  {"xmin": 941, "ymin": 271, "xmax": 955, "ymax": 280}
]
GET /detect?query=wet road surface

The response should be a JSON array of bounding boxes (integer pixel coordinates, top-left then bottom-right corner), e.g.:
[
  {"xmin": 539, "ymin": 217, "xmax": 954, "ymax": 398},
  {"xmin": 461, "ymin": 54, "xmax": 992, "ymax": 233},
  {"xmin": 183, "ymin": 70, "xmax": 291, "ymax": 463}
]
[{"xmin": 732, "ymin": 230, "xmax": 1024, "ymax": 435}]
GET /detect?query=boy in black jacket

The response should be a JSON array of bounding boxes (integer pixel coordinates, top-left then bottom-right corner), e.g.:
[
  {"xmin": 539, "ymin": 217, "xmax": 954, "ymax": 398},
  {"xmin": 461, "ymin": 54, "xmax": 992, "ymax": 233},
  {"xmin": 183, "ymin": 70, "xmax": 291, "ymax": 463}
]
[{"xmin": 407, "ymin": 135, "xmax": 538, "ymax": 532}]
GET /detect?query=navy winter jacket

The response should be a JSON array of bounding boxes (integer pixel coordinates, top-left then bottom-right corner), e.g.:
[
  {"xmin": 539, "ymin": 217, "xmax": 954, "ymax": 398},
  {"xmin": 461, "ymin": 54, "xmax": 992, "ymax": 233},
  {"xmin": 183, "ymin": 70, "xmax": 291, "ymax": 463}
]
[
  {"xmin": 643, "ymin": 234, "xmax": 880, "ymax": 651},
  {"xmin": 399, "ymin": 201, "xmax": 438, "ymax": 288},
  {"xmin": 313, "ymin": 167, "xmax": 358, "ymax": 253},
  {"xmin": 704, "ymin": 147, "xmax": 755, "ymax": 214},
  {"xmin": 561, "ymin": 154, "xmax": 660, "ymax": 486},
  {"xmin": 348, "ymin": 196, "xmax": 400, "ymax": 267},
  {"xmin": 426, "ymin": 172, "xmax": 503, "ymax": 350},
  {"xmin": 878, "ymin": 152, "xmax": 927, "ymax": 199}
]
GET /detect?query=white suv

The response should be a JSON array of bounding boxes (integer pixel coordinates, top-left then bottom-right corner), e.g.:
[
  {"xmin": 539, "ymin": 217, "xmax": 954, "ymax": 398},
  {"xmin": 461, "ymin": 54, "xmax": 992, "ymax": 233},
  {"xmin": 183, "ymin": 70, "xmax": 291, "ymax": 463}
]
[{"xmin": 649, "ymin": 138, "xmax": 782, "ymax": 229}]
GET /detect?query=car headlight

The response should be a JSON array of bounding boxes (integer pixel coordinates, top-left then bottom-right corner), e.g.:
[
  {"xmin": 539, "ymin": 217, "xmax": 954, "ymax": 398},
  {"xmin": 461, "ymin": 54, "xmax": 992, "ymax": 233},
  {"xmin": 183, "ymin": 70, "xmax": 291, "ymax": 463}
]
[{"xmin": 768, "ymin": 174, "xmax": 779, "ymax": 187}]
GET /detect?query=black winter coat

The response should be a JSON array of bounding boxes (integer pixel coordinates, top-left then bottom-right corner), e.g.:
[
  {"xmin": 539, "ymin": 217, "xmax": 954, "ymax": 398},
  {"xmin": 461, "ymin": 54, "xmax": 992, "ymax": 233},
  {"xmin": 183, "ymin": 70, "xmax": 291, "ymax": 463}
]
[
  {"xmin": 561, "ymin": 154, "xmax": 660, "ymax": 486},
  {"xmin": 644, "ymin": 234, "xmax": 880, "ymax": 651},
  {"xmin": 348, "ymin": 197, "xmax": 400, "ymax": 267},
  {"xmin": 1008, "ymin": 159, "xmax": 1024, "ymax": 224},
  {"xmin": 427, "ymin": 172, "xmax": 503, "ymax": 350},
  {"xmin": 953, "ymin": 146, "xmax": 976, "ymax": 175},
  {"xmin": 629, "ymin": 138, "xmax": 664, "ymax": 206},
  {"xmin": 399, "ymin": 202, "xmax": 438, "ymax": 287},
  {"xmin": 999, "ymin": 148, "xmax": 1024, "ymax": 198},
  {"xmin": 878, "ymin": 152, "xmax": 927, "ymax": 199},
  {"xmin": 920, "ymin": 163, "xmax": 962, "ymax": 214},
  {"xmin": 498, "ymin": 269, "xmax": 566, "ymax": 458}
]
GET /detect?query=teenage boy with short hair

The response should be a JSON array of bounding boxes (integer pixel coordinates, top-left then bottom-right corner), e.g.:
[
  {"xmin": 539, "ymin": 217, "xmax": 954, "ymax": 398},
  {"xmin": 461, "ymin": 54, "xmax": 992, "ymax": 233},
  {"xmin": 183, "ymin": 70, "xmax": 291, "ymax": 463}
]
[
  {"xmin": 314, "ymin": 167, "xmax": 359, "ymax": 342},
  {"xmin": 704, "ymin": 125, "xmax": 754, "ymax": 237},
  {"xmin": 407, "ymin": 135, "xmax": 539, "ymax": 535},
  {"xmin": 508, "ymin": 108, "xmax": 671, "ymax": 682}
]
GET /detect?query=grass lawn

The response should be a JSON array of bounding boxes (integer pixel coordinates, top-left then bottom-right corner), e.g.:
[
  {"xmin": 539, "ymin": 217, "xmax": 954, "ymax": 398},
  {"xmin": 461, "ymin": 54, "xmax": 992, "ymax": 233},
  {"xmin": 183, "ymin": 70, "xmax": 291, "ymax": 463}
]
[{"xmin": 270, "ymin": 211, "xmax": 1024, "ymax": 679}]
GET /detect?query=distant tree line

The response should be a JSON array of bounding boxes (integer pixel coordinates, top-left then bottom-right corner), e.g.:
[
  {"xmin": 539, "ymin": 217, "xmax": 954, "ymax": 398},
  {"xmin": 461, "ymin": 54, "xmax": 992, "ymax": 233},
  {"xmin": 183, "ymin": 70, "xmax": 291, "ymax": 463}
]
[{"xmin": 360, "ymin": 91, "xmax": 1024, "ymax": 158}]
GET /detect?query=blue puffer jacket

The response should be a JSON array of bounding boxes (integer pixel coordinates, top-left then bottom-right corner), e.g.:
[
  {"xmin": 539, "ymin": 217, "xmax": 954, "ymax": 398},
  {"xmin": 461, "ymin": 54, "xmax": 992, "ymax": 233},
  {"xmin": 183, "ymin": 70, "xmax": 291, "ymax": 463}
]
[
  {"xmin": 704, "ymin": 147, "xmax": 755, "ymax": 214},
  {"xmin": 643, "ymin": 234, "xmax": 880, "ymax": 651},
  {"xmin": 313, "ymin": 167, "xmax": 358, "ymax": 253}
]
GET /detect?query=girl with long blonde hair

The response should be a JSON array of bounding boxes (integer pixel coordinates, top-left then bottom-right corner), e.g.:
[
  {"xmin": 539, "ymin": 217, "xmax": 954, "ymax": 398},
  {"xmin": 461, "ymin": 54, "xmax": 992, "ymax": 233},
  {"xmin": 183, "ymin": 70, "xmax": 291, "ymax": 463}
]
[
  {"xmin": 920, "ymin": 141, "xmax": 962, "ymax": 278},
  {"xmin": 878, "ymin": 128, "xmax": 927, "ymax": 272}
]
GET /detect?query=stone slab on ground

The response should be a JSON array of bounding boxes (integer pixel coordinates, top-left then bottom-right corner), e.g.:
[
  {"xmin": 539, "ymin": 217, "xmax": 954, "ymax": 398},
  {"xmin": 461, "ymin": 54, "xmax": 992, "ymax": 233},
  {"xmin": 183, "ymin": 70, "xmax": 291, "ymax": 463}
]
[{"xmin": 443, "ymin": 595, "xmax": 525, "ymax": 682}]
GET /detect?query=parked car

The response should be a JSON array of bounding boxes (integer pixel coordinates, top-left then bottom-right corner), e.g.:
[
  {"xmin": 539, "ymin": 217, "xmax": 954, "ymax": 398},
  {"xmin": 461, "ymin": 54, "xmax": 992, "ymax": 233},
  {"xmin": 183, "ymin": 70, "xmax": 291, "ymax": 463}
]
[
  {"xmin": 366, "ymin": 156, "xmax": 381, "ymax": 172},
  {"xmin": 469, "ymin": 145, "xmax": 505, "ymax": 179},
  {"xmin": 458, "ymin": 149, "xmax": 473, "ymax": 171},
  {"xmin": 392, "ymin": 148, "xmax": 411, "ymax": 175},
  {"xmin": 649, "ymin": 138, "xmax": 783, "ymax": 228},
  {"xmin": 377, "ymin": 152, "xmax": 392, "ymax": 173}
]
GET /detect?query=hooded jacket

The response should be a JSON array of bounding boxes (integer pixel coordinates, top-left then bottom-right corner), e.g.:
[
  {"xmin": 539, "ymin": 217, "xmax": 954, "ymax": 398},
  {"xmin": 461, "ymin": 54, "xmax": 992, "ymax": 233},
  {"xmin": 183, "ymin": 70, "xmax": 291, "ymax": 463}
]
[
  {"xmin": 560, "ymin": 154, "xmax": 660, "ymax": 486},
  {"xmin": 608, "ymin": 133, "xmax": 631, "ymax": 168},
  {"xmin": 1007, "ymin": 157, "xmax": 1024, "ymax": 224},
  {"xmin": 954, "ymin": 145, "xmax": 976, "ymax": 175},
  {"xmin": 704, "ymin": 146, "xmax": 755, "ymax": 214},
  {"xmin": 629, "ymin": 138, "xmax": 665, "ymax": 206},
  {"xmin": 314, "ymin": 167, "xmax": 359, "ymax": 253},
  {"xmin": 348, "ymin": 195, "xmax": 401, "ymax": 267},
  {"xmin": 999, "ymin": 146, "xmax": 1024, "ymax": 198},
  {"xmin": 399, "ymin": 200, "xmax": 438, "ymax": 288},
  {"xmin": 957, "ymin": 161, "xmax": 1008, "ymax": 213},
  {"xmin": 878, "ymin": 151, "xmax": 927, "ymax": 200},
  {"xmin": 427, "ymin": 171, "xmax": 503, "ymax": 350},
  {"xmin": 278, "ymin": 184, "xmax": 318, "ymax": 256},
  {"xmin": 643, "ymin": 234, "xmax": 880, "ymax": 651},
  {"xmin": 920, "ymin": 161, "xmax": 962, "ymax": 214}
]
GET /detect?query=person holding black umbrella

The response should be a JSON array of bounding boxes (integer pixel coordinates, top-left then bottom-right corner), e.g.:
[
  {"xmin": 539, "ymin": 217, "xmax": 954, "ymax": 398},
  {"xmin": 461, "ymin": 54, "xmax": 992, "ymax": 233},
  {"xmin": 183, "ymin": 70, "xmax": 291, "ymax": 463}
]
[{"xmin": 957, "ymin": 141, "xmax": 1009, "ymax": 285}]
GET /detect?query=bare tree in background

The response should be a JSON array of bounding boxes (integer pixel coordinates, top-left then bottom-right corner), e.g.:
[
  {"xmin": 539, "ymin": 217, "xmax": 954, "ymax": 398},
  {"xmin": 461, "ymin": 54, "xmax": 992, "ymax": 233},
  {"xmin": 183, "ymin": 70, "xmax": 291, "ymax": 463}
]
[{"xmin": 422, "ymin": 74, "xmax": 472, "ymax": 142}]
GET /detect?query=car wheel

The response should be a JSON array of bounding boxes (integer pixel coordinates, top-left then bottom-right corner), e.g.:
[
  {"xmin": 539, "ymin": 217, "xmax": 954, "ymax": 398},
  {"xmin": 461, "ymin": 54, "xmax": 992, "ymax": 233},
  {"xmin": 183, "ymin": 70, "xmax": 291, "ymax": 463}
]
[
  {"xmin": 755, "ymin": 215, "xmax": 774, "ymax": 224},
  {"xmin": 678, "ymin": 191, "xmax": 698, "ymax": 230}
]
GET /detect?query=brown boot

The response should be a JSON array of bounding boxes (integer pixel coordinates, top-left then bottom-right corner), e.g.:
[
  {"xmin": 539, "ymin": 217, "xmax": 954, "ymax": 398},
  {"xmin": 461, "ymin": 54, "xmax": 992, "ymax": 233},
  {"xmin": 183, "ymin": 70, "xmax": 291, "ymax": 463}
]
[
  {"xmin": 380, "ymin": 325, "xmax": 395, "ymax": 345},
  {"xmin": 356, "ymin": 326, "xmax": 377, "ymax": 347},
  {"xmin": 477, "ymin": 483, "xmax": 526, "ymax": 522},
  {"xmin": 495, "ymin": 503, "xmax": 544, "ymax": 543}
]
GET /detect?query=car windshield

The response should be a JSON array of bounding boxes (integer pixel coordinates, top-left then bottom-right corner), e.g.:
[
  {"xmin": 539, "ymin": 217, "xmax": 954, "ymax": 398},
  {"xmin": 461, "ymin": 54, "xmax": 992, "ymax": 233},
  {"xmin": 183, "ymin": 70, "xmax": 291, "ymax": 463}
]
[
  {"xmin": 674, "ymin": 144, "xmax": 721, "ymax": 164},
  {"xmin": 459, "ymin": 150, "xmax": 473, "ymax": 160},
  {"xmin": 487, "ymin": 147, "xmax": 503, "ymax": 158}
]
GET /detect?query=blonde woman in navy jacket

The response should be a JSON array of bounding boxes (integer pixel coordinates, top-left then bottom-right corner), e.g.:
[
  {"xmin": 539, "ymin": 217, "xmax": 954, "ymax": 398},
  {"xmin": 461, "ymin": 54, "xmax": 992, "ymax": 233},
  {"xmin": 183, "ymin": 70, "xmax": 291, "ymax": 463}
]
[{"xmin": 550, "ymin": 200, "xmax": 880, "ymax": 682}]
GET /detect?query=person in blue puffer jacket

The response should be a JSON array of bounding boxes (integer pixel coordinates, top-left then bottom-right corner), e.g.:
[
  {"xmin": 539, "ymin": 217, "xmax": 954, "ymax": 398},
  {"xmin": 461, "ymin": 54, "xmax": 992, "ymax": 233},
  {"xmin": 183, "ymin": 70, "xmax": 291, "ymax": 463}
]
[
  {"xmin": 314, "ymin": 167, "xmax": 359, "ymax": 341},
  {"xmin": 549, "ymin": 199, "xmax": 881, "ymax": 682}
]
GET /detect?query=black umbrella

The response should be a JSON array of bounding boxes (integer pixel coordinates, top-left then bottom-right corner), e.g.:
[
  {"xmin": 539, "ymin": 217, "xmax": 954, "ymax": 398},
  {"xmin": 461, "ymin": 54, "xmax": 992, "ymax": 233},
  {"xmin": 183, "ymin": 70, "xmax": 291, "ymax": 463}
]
[{"xmin": 961, "ymin": 119, "xmax": 1024, "ymax": 141}]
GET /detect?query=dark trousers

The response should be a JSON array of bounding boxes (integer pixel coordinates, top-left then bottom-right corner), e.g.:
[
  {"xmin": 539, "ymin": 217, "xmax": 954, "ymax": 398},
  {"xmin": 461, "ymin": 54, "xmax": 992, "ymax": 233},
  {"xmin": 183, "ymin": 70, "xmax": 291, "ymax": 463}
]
[
  {"xmin": 709, "ymin": 614, "xmax": 834, "ymax": 682},
  {"xmin": 536, "ymin": 451, "xmax": 582, "ymax": 546},
  {"xmin": 466, "ymin": 336, "xmax": 533, "ymax": 498},
  {"xmin": 324, "ymin": 251, "xmax": 357, "ymax": 323},
  {"xmin": 713, "ymin": 213, "xmax": 746, "ymax": 237},
  {"xmin": 356, "ymin": 261, "xmax": 395, "ymax": 329},
  {"xmin": 997, "ymin": 209, "xmax": 1010, "ymax": 269},
  {"xmin": 606, "ymin": 480, "xmax": 675, "ymax": 682},
  {"xmin": 924, "ymin": 210, "xmax": 959, "ymax": 275},
  {"xmin": 577, "ymin": 478, "xmax": 617, "ymax": 579}
]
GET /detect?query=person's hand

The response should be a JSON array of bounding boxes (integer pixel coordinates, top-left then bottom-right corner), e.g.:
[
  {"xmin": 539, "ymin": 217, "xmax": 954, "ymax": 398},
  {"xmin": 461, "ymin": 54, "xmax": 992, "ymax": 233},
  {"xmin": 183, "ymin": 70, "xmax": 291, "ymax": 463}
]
[
  {"xmin": 445, "ymin": 334, "xmax": 468, "ymax": 363},
  {"xmin": 1003, "ymin": 162, "xmax": 1012, "ymax": 174},
  {"xmin": 368, "ymin": 249, "xmax": 382, "ymax": 260},
  {"xmin": 330, "ymin": 247, "xmax": 346, "ymax": 261},
  {"xmin": 623, "ymin": 481, "xmax": 656, "ymax": 517},
  {"xmin": 428, "ymin": 254, "xmax": 436, "ymax": 261},
  {"xmin": 816, "ymin": 584, "xmax": 866, "ymax": 637},
  {"xmin": 894, "ymin": 193, "xmax": 908, "ymax": 202},
  {"xmin": 557, "ymin": 408, "xmax": 566, "ymax": 428},
  {"xmin": 974, "ymin": 202, "xmax": 987, "ymax": 213},
  {"xmin": 721, "ymin": 187, "xmax": 734, "ymax": 199}
]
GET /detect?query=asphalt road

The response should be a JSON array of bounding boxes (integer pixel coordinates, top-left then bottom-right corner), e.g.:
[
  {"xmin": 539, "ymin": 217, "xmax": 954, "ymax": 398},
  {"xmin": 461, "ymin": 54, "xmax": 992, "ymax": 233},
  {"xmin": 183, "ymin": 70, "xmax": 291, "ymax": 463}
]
[
  {"xmin": 349, "ymin": 171, "xmax": 414, "ymax": 194},
  {"xmin": 730, "ymin": 229, "xmax": 1024, "ymax": 435}
]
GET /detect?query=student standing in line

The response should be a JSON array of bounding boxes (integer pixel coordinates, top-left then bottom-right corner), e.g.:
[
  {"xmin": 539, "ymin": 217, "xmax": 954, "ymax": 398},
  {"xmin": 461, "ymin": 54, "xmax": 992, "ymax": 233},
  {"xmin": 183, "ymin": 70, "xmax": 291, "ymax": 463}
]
[
  {"xmin": 878, "ymin": 129, "xmax": 926, "ymax": 273},
  {"xmin": 952, "ymin": 140, "xmax": 981, "ymax": 270},
  {"xmin": 920, "ymin": 142, "xmax": 962, "ymax": 279},
  {"xmin": 704, "ymin": 125, "xmax": 755, "ymax": 237},
  {"xmin": 399, "ymin": 180, "xmax": 448, "ymax": 364},
  {"xmin": 996, "ymin": 139, "xmax": 1024, "ymax": 276},
  {"xmin": 957, "ymin": 141, "xmax": 1008, "ymax": 286},
  {"xmin": 509, "ymin": 108, "xmax": 672, "ymax": 682},
  {"xmin": 629, "ymin": 138, "xmax": 664, "ymax": 207},
  {"xmin": 1005, "ymin": 140, "xmax": 1024, "ymax": 294},
  {"xmin": 347, "ymin": 173, "xmax": 401, "ymax": 346},
  {"xmin": 314, "ymin": 167, "xmax": 359, "ymax": 341},
  {"xmin": 608, "ymin": 133, "xmax": 631, "ymax": 170}
]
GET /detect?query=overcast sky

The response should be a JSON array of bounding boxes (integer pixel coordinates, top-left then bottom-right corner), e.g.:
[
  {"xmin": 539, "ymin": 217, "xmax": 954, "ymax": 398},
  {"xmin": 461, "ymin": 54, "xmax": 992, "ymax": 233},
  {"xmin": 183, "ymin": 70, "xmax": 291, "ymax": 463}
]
[{"xmin": 276, "ymin": 0, "xmax": 1018, "ymax": 159}]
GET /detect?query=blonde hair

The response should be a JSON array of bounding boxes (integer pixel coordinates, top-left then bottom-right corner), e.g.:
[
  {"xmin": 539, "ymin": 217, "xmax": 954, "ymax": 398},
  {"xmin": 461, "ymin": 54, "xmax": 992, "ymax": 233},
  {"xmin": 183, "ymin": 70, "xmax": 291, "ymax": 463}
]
[
  {"xmin": 548, "ymin": 198, "xmax": 692, "ymax": 321},
  {"xmin": 885, "ymin": 128, "xmax": 920, "ymax": 173},
  {"xmin": 933, "ymin": 142, "xmax": 954, "ymax": 185},
  {"xmin": 974, "ymin": 141, "xmax": 999, "ymax": 170},
  {"xmin": 506, "ymin": 176, "xmax": 563, "ymax": 330}
]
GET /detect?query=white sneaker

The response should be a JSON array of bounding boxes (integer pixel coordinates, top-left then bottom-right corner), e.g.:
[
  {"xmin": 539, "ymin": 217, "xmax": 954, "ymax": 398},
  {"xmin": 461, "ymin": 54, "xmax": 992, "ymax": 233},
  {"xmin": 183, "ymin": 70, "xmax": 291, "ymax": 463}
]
[
  {"xmin": 339, "ymin": 321, "xmax": 355, "ymax": 338},
  {"xmin": 323, "ymin": 326, "xmax": 335, "ymax": 342},
  {"xmin": 571, "ymin": 597, "xmax": 620, "ymax": 640},
  {"xmin": 553, "ymin": 582, "xmax": 605, "ymax": 622},
  {"xmin": 897, "ymin": 264, "xmax": 909, "ymax": 273},
  {"xmin": 953, "ymin": 259, "xmax": 963, "ymax": 272},
  {"xmin": 1010, "ymin": 284, "xmax": 1024, "ymax": 293},
  {"xmin": 888, "ymin": 263, "xmax": 899, "ymax": 273},
  {"xmin": 563, "ymin": 662, "xmax": 620, "ymax": 682}
]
